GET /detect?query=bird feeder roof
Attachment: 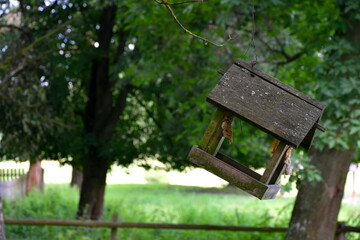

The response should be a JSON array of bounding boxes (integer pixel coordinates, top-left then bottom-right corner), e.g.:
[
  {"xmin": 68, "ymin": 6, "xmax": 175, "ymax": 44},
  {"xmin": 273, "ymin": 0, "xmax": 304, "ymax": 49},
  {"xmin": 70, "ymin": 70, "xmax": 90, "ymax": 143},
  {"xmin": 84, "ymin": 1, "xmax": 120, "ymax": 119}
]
[{"xmin": 207, "ymin": 60, "xmax": 326, "ymax": 149}]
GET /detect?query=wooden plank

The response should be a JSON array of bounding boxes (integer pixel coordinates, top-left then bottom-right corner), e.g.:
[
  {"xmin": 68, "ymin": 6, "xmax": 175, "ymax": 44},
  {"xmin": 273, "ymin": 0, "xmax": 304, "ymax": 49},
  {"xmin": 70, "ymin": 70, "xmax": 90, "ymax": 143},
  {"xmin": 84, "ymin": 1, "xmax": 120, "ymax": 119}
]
[
  {"xmin": 199, "ymin": 108, "xmax": 224, "ymax": 155},
  {"xmin": 300, "ymin": 124, "xmax": 317, "ymax": 150},
  {"xmin": 216, "ymin": 152, "xmax": 261, "ymax": 181},
  {"xmin": 314, "ymin": 122, "xmax": 326, "ymax": 132},
  {"xmin": 260, "ymin": 142, "xmax": 288, "ymax": 184},
  {"xmin": 188, "ymin": 146, "xmax": 281, "ymax": 200},
  {"xmin": 199, "ymin": 108, "xmax": 233, "ymax": 155},
  {"xmin": 3, "ymin": 218, "xmax": 358, "ymax": 234},
  {"xmin": 234, "ymin": 60, "xmax": 325, "ymax": 110},
  {"xmin": 4, "ymin": 218, "xmax": 288, "ymax": 232},
  {"xmin": 0, "ymin": 203, "xmax": 6, "ymax": 240},
  {"xmin": 110, "ymin": 213, "xmax": 118, "ymax": 240},
  {"xmin": 269, "ymin": 162, "xmax": 286, "ymax": 185},
  {"xmin": 217, "ymin": 69, "xmax": 226, "ymax": 75},
  {"xmin": 301, "ymin": 113, "xmax": 325, "ymax": 149},
  {"xmin": 207, "ymin": 64, "xmax": 323, "ymax": 148}
]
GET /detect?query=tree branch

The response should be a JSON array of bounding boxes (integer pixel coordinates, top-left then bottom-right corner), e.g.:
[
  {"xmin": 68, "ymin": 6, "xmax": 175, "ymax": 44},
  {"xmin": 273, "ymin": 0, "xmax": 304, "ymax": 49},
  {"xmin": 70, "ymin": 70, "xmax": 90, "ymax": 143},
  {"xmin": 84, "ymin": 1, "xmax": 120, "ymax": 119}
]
[
  {"xmin": 155, "ymin": 0, "xmax": 207, "ymax": 5},
  {"xmin": 255, "ymin": 33, "xmax": 305, "ymax": 66},
  {"xmin": 276, "ymin": 51, "xmax": 304, "ymax": 65},
  {"xmin": 1, "ymin": 48, "xmax": 57, "ymax": 88},
  {"xmin": 131, "ymin": 92, "xmax": 163, "ymax": 131},
  {"xmin": 112, "ymin": 29, "xmax": 129, "ymax": 64},
  {"xmin": 154, "ymin": 0, "xmax": 231, "ymax": 47},
  {"xmin": 99, "ymin": 84, "xmax": 134, "ymax": 141},
  {"xmin": 0, "ymin": 24, "xmax": 30, "ymax": 33}
]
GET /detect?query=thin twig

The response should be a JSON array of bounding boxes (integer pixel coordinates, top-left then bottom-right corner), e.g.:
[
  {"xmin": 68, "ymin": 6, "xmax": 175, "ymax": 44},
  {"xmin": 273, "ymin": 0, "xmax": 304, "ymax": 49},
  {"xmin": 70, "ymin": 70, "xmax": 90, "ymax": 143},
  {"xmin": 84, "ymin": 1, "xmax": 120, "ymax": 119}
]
[
  {"xmin": 155, "ymin": 0, "xmax": 231, "ymax": 47},
  {"xmin": 156, "ymin": 0, "xmax": 207, "ymax": 6}
]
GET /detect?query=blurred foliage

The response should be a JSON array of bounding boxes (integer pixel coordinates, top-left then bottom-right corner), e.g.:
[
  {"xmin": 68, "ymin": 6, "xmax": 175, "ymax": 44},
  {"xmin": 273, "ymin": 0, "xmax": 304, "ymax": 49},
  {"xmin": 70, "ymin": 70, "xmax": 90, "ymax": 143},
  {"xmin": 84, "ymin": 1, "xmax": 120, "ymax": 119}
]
[
  {"xmin": 0, "ymin": 0, "xmax": 267, "ymax": 170},
  {"xmin": 0, "ymin": 0, "xmax": 359, "ymax": 177},
  {"xmin": 3, "ymin": 184, "xmax": 359, "ymax": 239}
]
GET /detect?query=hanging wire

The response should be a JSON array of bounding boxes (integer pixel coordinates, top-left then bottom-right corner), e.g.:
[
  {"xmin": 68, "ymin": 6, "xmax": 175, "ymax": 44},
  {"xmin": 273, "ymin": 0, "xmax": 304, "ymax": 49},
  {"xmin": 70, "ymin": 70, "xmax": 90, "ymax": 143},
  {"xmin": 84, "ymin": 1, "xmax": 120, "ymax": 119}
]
[
  {"xmin": 235, "ymin": 0, "xmax": 257, "ymax": 137},
  {"xmin": 244, "ymin": 0, "xmax": 258, "ymax": 66}
]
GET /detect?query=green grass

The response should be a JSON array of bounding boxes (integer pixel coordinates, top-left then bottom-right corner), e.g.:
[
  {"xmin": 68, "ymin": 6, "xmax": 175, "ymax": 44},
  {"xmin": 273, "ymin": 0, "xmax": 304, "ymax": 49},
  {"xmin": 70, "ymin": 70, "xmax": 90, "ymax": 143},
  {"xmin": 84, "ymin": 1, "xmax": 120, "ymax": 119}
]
[{"xmin": 2, "ymin": 184, "xmax": 360, "ymax": 240}]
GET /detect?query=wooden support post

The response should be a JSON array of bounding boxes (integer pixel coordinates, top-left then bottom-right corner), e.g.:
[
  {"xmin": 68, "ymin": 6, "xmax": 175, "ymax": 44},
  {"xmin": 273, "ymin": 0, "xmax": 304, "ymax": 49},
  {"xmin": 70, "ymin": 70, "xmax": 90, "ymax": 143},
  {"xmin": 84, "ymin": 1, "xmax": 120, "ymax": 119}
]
[
  {"xmin": 110, "ymin": 213, "xmax": 118, "ymax": 240},
  {"xmin": 0, "ymin": 203, "xmax": 6, "ymax": 240},
  {"xmin": 260, "ymin": 141, "xmax": 288, "ymax": 185},
  {"xmin": 268, "ymin": 161, "xmax": 286, "ymax": 185},
  {"xmin": 199, "ymin": 108, "xmax": 234, "ymax": 156}
]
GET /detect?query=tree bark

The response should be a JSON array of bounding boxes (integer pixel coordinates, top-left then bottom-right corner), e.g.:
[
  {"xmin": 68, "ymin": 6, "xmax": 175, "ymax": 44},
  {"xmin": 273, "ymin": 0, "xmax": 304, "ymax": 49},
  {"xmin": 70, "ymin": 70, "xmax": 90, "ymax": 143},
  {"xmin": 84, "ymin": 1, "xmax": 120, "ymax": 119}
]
[
  {"xmin": 77, "ymin": 151, "xmax": 108, "ymax": 220},
  {"xmin": 70, "ymin": 168, "xmax": 83, "ymax": 189},
  {"xmin": 286, "ymin": 3, "xmax": 359, "ymax": 239},
  {"xmin": 286, "ymin": 149, "xmax": 355, "ymax": 240},
  {"xmin": 77, "ymin": 4, "xmax": 130, "ymax": 220},
  {"xmin": 26, "ymin": 160, "xmax": 44, "ymax": 195}
]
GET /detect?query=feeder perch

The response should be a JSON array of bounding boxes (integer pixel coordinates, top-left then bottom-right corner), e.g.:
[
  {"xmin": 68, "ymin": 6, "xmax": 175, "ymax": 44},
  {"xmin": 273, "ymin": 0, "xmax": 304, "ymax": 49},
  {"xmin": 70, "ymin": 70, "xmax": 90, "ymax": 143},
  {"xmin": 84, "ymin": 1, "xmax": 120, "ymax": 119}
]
[{"xmin": 188, "ymin": 60, "xmax": 326, "ymax": 200}]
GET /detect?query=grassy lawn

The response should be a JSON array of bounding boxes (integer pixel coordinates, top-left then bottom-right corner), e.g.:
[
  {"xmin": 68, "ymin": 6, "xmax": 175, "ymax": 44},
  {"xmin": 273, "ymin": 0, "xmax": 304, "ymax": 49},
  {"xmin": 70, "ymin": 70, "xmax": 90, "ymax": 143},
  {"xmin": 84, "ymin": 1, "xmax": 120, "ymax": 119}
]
[{"xmin": 3, "ymin": 184, "xmax": 360, "ymax": 240}]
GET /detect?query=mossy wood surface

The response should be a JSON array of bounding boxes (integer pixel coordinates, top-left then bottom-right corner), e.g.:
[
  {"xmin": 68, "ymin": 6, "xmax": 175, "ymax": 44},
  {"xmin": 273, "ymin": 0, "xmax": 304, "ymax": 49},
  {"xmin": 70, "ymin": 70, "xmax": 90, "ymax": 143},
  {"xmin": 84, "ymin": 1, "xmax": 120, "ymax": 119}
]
[
  {"xmin": 188, "ymin": 146, "xmax": 281, "ymax": 200},
  {"xmin": 260, "ymin": 142, "xmax": 288, "ymax": 185},
  {"xmin": 199, "ymin": 108, "xmax": 233, "ymax": 155},
  {"xmin": 207, "ymin": 62, "xmax": 325, "ymax": 149}
]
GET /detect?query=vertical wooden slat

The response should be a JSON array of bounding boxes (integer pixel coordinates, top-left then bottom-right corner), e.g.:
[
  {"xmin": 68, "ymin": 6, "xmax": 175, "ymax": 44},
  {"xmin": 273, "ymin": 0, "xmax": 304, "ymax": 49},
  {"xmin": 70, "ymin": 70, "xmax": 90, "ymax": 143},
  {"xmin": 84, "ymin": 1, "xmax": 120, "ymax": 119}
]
[
  {"xmin": 260, "ymin": 142, "xmax": 288, "ymax": 185},
  {"xmin": 268, "ymin": 162, "xmax": 286, "ymax": 185},
  {"xmin": 199, "ymin": 108, "xmax": 234, "ymax": 156},
  {"xmin": 110, "ymin": 213, "xmax": 118, "ymax": 240},
  {"xmin": 0, "ymin": 203, "xmax": 6, "ymax": 240}
]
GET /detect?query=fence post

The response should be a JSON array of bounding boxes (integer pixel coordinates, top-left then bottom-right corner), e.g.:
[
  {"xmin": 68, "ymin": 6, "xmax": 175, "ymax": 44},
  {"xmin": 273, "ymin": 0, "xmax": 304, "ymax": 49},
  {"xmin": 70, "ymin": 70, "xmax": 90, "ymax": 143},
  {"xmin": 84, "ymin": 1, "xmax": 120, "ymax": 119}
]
[
  {"xmin": 0, "ymin": 203, "xmax": 6, "ymax": 240},
  {"xmin": 110, "ymin": 213, "xmax": 118, "ymax": 240},
  {"xmin": 335, "ymin": 222, "xmax": 347, "ymax": 240}
]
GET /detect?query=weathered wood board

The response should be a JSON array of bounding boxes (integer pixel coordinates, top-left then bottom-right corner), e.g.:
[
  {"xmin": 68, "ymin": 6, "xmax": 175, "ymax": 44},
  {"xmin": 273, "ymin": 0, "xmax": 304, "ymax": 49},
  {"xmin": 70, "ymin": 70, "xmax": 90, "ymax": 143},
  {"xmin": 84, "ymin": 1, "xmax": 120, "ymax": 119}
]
[
  {"xmin": 188, "ymin": 146, "xmax": 281, "ymax": 200},
  {"xmin": 207, "ymin": 63, "xmax": 324, "ymax": 149},
  {"xmin": 234, "ymin": 60, "xmax": 325, "ymax": 110},
  {"xmin": 199, "ymin": 108, "xmax": 234, "ymax": 156},
  {"xmin": 260, "ymin": 142, "xmax": 288, "ymax": 185}
]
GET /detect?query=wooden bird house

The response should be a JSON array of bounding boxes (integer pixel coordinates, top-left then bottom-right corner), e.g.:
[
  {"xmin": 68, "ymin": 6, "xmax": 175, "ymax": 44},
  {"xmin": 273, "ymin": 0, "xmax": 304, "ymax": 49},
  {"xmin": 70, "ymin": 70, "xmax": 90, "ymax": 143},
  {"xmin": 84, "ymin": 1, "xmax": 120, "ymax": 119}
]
[{"xmin": 188, "ymin": 60, "xmax": 326, "ymax": 200}]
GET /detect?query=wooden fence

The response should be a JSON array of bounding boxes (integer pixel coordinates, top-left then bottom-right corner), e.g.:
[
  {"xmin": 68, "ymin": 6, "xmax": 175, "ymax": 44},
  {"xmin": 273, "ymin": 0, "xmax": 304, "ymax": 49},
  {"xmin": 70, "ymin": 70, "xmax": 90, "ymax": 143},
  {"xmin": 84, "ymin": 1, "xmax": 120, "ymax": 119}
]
[
  {"xmin": 0, "ymin": 169, "xmax": 25, "ymax": 182},
  {"xmin": 3, "ymin": 217, "xmax": 360, "ymax": 240},
  {"xmin": 0, "ymin": 169, "xmax": 27, "ymax": 200}
]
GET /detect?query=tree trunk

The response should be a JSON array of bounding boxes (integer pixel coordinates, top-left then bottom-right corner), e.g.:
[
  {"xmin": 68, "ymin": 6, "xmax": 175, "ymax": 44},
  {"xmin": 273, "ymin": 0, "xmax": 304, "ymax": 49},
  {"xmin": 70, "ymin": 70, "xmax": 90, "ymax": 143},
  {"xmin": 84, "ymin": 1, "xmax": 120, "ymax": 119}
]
[
  {"xmin": 70, "ymin": 168, "xmax": 83, "ymax": 189},
  {"xmin": 286, "ymin": 4, "xmax": 359, "ymax": 239},
  {"xmin": 286, "ymin": 149, "xmax": 355, "ymax": 240},
  {"xmin": 77, "ymin": 4, "xmax": 130, "ymax": 220},
  {"xmin": 77, "ymin": 152, "xmax": 108, "ymax": 220},
  {"xmin": 26, "ymin": 160, "xmax": 44, "ymax": 195}
]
